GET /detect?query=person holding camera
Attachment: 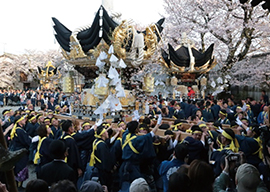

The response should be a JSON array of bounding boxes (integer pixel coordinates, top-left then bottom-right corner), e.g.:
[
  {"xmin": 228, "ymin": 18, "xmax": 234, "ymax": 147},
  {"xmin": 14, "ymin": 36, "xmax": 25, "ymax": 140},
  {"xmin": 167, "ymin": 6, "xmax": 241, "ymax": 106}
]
[
  {"xmin": 211, "ymin": 129, "xmax": 240, "ymax": 177},
  {"xmin": 214, "ymin": 156, "xmax": 268, "ymax": 192}
]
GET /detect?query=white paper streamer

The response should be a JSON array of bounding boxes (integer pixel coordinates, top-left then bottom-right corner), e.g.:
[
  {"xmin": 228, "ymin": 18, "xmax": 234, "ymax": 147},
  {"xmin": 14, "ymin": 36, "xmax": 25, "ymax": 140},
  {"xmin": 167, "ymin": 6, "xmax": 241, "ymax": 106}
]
[
  {"xmin": 95, "ymin": 75, "xmax": 109, "ymax": 88},
  {"xmin": 110, "ymin": 76, "xmax": 121, "ymax": 86},
  {"xmin": 109, "ymin": 54, "xmax": 118, "ymax": 63},
  {"xmin": 105, "ymin": 95, "xmax": 122, "ymax": 111},
  {"xmin": 108, "ymin": 66, "xmax": 119, "ymax": 79},
  {"xmin": 94, "ymin": 103, "xmax": 108, "ymax": 115},
  {"xmin": 95, "ymin": 57, "xmax": 106, "ymax": 69},
  {"xmin": 119, "ymin": 59, "xmax": 127, "ymax": 68},
  {"xmin": 216, "ymin": 77, "xmax": 223, "ymax": 84},
  {"xmin": 108, "ymin": 45, "xmax": 114, "ymax": 54},
  {"xmin": 116, "ymin": 83, "xmax": 125, "ymax": 97},
  {"xmin": 99, "ymin": 51, "xmax": 107, "ymax": 60}
]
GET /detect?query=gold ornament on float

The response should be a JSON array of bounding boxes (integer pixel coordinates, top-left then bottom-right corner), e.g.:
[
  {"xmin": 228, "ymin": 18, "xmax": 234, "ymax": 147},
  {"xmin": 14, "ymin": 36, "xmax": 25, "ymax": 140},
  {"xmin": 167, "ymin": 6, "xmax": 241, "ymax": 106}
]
[
  {"xmin": 37, "ymin": 61, "xmax": 61, "ymax": 89},
  {"xmin": 63, "ymin": 75, "xmax": 74, "ymax": 93},
  {"xmin": 143, "ymin": 73, "xmax": 155, "ymax": 94}
]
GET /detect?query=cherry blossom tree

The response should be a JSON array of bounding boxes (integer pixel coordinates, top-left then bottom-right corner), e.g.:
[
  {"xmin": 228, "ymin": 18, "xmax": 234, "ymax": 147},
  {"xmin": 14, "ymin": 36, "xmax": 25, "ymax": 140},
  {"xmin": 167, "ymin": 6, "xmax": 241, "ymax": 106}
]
[
  {"xmin": 162, "ymin": 0, "xmax": 270, "ymax": 71},
  {"xmin": 0, "ymin": 49, "xmax": 69, "ymax": 88},
  {"xmin": 230, "ymin": 53, "xmax": 270, "ymax": 88}
]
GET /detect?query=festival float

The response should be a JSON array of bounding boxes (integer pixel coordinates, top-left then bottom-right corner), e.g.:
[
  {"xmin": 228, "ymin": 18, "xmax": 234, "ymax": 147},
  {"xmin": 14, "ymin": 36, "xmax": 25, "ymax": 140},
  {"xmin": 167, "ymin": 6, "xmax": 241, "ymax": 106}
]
[
  {"xmin": 160, "ymin": 33, "xmax": 217, "ymax": 99},
  {"xmin": 37, "ymin": 61, "xmax": 61, "ymax": 89},
  {"xmin": 52, "ymin": 5, "xmax": 164, "ymax": 119}
]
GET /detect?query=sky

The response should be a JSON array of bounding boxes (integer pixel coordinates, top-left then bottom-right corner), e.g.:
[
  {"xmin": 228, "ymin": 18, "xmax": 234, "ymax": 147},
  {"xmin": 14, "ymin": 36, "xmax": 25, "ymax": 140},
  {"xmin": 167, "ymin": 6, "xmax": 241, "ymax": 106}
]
[{"xmin": 0, "ymin": 0, "xmax": 165, "ymax": 55}]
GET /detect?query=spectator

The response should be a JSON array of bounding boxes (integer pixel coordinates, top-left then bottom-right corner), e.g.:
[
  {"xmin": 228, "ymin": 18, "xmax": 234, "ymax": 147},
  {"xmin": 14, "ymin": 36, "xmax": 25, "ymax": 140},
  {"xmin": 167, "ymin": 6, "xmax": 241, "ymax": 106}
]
[
  {"xmin": 168, "ymin": 166, "xmax": 190, "ymax": 192},
  {"xmin": 38, "ymin": 140, "xmax": 76, "ymax": 186},
  {"xmin": 50, "ymin": 180, "xmax": 77, "ymax": 192},
  {"xmin": 159, "ymin": 143, "xmax": 188, "ymax": 192},
  {"xmin": 214, "ymin": 162, "xmax": 267, "ymax": 192},
  {"xmin": 80, "ymin": 180, "xmax": 108, "ymax": 192},
  {"xmin": 25, "ymin": 179, "xmax": 49, "ymax": 192},
  {"xmin": 129, "ymin": 178, "xmax": 150, "ymax": 192},
  {"xmin": 188, "ymin": 159, "xmax": 215, "ymax": 192}
]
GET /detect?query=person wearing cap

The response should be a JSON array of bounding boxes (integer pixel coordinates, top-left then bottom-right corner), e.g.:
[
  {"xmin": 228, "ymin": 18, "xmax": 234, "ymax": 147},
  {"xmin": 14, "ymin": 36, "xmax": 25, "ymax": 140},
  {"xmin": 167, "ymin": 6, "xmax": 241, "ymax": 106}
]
[
  {"xmin": 159, "ymin": 143, "xmax": 188, "ymax": 192},
  {"xmin": 89, "ymin": 125, "xmax": 114, "ymax": 189},
  {"xmin": 9, "ymin": 115, "xmax": 31, "ymax": 186},
  {"xmin": 214, "ymin": 161, "xmax": 267, "ymax": 192},
  {"xmin": 216, "ymin": 109, "xmax": 231, "ymax": 125},
  {"xmin": 184, "ymin": 125, "xmax": 207, "ymax": 164},
  {"xmin": 129, "ymin": 178, "xmax": 150, "ymax": 192}
]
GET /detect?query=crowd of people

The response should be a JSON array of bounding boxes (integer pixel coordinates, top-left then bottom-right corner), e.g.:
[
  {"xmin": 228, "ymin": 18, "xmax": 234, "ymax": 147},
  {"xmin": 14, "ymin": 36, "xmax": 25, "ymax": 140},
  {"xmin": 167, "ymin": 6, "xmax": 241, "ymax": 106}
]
[
  {"xmin": 1, "ymin": 89, "xmax": 270, "ymax": 192},
  {"xmin": 0, "ymin": 88, "xmax": 81, "ymax": 107}
]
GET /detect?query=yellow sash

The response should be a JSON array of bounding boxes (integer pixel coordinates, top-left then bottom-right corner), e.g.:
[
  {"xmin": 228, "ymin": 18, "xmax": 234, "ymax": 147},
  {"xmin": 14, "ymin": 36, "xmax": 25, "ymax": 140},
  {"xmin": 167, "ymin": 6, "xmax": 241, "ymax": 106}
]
[
  {"xmin": 122, "ymin": 133, "xmax": 139, "ymax": 154},
  {"xmin": 253, "ymin": 137, "xmax": 263, "ymax": 159},
  {"xmin": 34, "ymin": 137, "xmax": 46, "ymax": 164},
  {"xmin": 89, "ymin": 139, "xmax": 104, "ymax": 166}
]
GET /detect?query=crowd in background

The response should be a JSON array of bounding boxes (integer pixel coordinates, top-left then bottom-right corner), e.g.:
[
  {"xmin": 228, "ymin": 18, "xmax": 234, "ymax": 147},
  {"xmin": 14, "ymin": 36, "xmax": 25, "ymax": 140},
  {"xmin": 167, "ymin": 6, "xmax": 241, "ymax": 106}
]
[
  {"xmin": 0, "ymin": 88, "xmax": 81, "ymax": 107},
  {"xmin": 0, "ymin": 89, "xmax": 270, "ymax": 192}
]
